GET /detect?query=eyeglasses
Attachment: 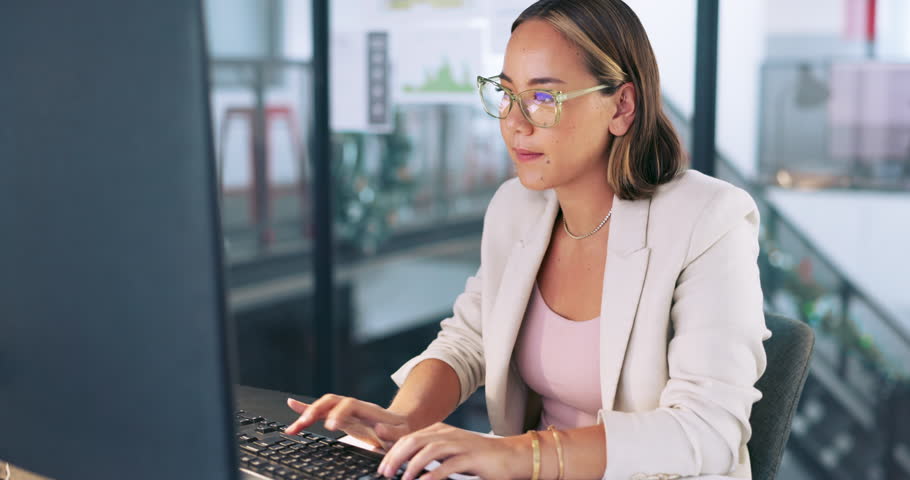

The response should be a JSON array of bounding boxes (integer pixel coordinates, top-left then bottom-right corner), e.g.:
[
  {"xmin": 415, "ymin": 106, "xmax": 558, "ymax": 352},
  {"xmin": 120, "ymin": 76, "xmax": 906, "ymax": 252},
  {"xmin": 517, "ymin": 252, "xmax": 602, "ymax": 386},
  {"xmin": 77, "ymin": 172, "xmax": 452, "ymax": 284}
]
[{"xmin": 476, "ymin": 75, "xmax": 619, "ymax": 128}]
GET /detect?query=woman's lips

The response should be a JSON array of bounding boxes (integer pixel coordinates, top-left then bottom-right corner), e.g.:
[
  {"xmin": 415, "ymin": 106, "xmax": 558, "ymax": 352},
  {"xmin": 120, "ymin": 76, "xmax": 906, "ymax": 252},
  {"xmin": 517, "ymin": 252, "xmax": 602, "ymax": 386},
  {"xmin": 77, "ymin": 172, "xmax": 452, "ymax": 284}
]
[{"xmin": 514, "ymin": 148, "xmax": 544, "ymax": 163}]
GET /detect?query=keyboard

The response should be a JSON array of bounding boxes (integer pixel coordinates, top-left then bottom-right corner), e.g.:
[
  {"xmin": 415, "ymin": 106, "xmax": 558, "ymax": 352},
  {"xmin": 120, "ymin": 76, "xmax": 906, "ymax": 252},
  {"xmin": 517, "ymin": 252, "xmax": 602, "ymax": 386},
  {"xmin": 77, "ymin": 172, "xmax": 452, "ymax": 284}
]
[{"xmin": 235, "ymin": 410, "xmax": 428, "ymax": 480}]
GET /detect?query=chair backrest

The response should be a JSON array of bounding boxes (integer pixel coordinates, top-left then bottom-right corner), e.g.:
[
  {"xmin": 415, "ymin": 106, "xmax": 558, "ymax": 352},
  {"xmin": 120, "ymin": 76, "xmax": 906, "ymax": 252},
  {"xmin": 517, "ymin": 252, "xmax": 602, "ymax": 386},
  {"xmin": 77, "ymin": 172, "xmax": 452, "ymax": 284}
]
[{"xmin": 748, "ymin": 312, "xmax": 815, "ymax": 480}]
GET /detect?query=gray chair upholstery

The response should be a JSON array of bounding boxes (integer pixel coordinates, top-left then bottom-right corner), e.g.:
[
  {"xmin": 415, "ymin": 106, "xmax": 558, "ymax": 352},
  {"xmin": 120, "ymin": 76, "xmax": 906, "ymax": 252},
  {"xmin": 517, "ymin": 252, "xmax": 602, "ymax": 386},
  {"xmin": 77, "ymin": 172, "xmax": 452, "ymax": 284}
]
[{"xmin": 748, "ymin": 312, "xmax": 815, "ymax": 480}]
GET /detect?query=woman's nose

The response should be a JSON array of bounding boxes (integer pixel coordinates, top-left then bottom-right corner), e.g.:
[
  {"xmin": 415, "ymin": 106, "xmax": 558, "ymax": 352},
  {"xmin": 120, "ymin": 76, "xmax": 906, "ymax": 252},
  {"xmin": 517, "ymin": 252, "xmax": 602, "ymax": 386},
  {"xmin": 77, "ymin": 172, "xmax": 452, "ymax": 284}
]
[{"xmin": 503, "ymin": 101, "xmax": 533, "ymax": 135}]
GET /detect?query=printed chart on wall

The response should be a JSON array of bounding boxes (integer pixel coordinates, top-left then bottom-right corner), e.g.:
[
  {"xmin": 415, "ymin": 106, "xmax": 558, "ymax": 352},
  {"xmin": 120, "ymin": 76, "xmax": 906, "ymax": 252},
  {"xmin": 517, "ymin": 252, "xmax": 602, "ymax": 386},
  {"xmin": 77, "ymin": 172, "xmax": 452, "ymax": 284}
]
[
  {"xmin": 328, "ymin": 0, "xmax": 531, "ymax": 129},
  {"xmin": 390, "ymin": 26, "xmax": 484, "ymax": 105}
]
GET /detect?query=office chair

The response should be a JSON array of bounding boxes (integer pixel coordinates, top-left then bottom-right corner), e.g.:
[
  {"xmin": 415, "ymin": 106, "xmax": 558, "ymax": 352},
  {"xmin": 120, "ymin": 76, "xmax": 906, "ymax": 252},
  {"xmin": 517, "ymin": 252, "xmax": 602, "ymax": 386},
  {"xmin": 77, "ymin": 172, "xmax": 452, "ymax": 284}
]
[{"xmin": 748, "ymin": 312, "xmax": 815, "ymax": 480}]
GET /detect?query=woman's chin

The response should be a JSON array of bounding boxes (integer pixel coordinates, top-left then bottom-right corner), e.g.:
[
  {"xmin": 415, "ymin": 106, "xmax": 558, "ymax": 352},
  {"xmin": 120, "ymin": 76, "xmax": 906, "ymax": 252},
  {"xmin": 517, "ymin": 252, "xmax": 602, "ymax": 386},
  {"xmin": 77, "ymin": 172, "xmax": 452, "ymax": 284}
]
[{"xmin": 515, "ymin": 169, "xmax": 553, "ymax": 191}]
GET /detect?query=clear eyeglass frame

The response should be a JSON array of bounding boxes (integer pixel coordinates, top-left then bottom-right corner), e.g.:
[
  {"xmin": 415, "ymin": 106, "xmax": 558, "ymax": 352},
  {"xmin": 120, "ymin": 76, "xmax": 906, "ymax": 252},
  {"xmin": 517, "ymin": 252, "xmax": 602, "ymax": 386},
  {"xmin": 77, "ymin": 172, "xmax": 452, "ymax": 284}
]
[{"xmin": 476, "ymin": 75, "xmax": 620, "ymax": 128}]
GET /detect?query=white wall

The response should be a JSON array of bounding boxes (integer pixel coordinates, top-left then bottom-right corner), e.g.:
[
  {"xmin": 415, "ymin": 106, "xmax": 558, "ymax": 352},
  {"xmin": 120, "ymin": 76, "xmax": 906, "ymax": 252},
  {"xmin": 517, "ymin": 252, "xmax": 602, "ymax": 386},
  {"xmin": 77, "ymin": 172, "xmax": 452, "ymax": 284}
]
[
  {"xmin": 716, "ymin": 1, "xmax": 765, "ymax": 178},
  {"xmin": 204, "ymin": 0, "xmax": 269, "ymax": 57},
  {"xmin": 624, "ymin": 0, "xmax": 697, "ymax": 118},
  {"xmin": 877, "ymin": 0, "xmax": 910, "ymax": 59},
  {"xmin": 765, "ymin": 0, "xmax": 846, "ymax": 35},
  {"xmin": 627, "ymin": 0, "xmax": 765, "ymax": 178}
]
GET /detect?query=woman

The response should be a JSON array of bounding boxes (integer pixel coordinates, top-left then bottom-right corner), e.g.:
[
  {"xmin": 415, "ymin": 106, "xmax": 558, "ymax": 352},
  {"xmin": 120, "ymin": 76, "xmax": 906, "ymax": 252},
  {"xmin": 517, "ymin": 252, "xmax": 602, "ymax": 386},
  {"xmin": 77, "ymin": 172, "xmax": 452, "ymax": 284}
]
[{"xmin": 285, "ymin": 1, "xmax": 769, "ymax": 479}]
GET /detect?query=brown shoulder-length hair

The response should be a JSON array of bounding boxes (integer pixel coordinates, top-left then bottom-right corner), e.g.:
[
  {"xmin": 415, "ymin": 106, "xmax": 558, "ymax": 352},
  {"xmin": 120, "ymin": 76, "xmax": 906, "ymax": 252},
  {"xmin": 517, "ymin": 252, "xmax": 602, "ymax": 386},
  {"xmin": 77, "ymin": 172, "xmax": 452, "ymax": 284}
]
[{"xmin": 512, "ymin": 0, "xmax": 686, "ymax": 200}]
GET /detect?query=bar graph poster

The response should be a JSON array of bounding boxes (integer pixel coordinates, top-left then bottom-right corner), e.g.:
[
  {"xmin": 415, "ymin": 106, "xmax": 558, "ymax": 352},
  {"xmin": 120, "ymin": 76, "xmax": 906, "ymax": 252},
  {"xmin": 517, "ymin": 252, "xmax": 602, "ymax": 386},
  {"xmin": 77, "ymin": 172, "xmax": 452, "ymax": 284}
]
[{"xmin": 390, "ymin": 26, "xmax": 484, "ymax": 104}]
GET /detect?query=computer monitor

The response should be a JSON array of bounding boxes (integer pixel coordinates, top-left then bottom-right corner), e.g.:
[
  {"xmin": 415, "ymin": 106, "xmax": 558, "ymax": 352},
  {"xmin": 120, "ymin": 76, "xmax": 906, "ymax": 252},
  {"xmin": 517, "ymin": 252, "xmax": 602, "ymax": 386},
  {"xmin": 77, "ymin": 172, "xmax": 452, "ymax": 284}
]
[{"xmin": 0, "ymin": 1, "xmax": 239, "ymax": 479}]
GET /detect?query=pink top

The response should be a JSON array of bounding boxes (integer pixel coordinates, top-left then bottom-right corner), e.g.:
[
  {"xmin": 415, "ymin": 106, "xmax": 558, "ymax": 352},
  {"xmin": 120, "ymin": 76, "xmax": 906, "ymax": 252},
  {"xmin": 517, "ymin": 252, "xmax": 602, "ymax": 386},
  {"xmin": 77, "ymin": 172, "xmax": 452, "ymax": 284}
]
[{"xmin": 515, "ymin": 283, "xmax": 602, "ymax": 430}]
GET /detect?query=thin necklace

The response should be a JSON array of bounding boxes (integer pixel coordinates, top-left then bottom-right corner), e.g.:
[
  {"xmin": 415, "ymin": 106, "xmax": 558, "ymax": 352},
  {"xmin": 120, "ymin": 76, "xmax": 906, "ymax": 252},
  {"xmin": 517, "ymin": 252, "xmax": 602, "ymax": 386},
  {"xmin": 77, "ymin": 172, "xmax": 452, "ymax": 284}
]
[{"xmin": 563, "ymin": 209, "xmax": 613, "ymax": 240}]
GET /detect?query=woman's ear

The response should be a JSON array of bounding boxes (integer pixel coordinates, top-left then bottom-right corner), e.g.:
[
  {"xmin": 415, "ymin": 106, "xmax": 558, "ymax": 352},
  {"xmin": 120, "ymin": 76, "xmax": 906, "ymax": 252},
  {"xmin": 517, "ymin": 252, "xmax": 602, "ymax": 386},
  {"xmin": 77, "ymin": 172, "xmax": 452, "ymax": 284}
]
[{"xmin": 608, "ymin": 83, "xmax": 636, "ymax": 137}]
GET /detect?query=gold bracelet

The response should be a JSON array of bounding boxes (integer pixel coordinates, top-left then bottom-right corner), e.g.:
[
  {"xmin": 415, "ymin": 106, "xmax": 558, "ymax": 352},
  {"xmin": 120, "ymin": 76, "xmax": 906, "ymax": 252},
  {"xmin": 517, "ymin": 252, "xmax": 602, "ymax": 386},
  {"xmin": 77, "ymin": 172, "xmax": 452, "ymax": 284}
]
[
  {"xmin": 528, "ymin": 430, "xmax": 541, "ymax": 480},
  {"xmin": 547, "ymin": 425, "xmax": 566, "ymax": 480}
]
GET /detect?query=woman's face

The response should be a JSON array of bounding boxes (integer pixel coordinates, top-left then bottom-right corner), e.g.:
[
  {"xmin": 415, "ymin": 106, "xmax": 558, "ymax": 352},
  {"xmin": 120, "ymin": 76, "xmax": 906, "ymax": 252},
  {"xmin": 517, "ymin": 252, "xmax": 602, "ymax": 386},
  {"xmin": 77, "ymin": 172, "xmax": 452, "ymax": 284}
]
[{"xmin": 499, "ymin": 19, "xmax": 620, "ymax": 191}]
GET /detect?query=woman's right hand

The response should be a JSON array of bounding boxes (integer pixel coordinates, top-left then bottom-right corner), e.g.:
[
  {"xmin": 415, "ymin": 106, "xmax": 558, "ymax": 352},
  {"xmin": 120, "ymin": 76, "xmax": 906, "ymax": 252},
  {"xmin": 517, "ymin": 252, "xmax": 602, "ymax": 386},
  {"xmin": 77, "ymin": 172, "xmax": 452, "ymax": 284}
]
[{"xmin": 284, "ymin": 394, "xmax": 413, "ymax": 451}]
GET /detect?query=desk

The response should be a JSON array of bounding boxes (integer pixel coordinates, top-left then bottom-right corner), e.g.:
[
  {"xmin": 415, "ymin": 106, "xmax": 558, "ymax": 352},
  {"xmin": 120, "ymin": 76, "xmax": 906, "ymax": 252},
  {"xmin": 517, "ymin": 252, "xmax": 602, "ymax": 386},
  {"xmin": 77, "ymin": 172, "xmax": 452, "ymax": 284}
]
[{"xmin": 3, "ymin": 385, "xmax": 739, "ymax": 480}]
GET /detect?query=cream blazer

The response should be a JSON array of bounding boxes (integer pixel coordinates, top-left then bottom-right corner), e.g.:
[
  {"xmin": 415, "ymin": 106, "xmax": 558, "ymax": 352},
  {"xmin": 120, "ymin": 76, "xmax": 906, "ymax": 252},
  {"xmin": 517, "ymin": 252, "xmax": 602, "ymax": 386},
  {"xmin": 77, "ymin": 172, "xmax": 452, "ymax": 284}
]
[{"xmin": 391, "ymin": 170, "xmax": 770, "ymax": 480}]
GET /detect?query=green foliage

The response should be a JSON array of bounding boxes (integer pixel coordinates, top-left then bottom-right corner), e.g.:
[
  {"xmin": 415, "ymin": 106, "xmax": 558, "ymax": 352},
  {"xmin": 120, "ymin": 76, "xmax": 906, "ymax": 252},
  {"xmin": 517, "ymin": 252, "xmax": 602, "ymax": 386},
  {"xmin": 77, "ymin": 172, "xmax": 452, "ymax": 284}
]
[{"xmin": 332, "ymin": 112, "xmax": 417, "ymax": 254}]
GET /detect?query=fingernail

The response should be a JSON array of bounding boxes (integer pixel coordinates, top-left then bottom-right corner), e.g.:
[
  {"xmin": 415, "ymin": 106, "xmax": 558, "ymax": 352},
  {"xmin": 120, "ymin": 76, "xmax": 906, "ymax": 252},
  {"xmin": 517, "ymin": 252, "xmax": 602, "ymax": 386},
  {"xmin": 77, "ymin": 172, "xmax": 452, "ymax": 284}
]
[{"xmin": 325, "ymin": 419, "xmax": 335, "ymax": 429}]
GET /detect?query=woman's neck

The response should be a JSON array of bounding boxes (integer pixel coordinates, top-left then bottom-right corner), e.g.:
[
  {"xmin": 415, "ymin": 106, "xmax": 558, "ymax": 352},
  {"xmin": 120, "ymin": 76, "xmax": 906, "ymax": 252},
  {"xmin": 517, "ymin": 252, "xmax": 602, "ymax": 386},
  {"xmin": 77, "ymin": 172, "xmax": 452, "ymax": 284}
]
[{"xmin": 554, "ymin": 172, "xmax": 616, "ymax": 239}]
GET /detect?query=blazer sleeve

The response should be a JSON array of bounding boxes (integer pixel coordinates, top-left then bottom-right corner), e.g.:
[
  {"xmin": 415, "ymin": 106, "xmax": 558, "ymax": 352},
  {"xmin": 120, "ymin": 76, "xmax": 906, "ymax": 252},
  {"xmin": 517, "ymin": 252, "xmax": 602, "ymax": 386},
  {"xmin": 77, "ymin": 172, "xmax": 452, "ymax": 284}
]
[
  {"xmin": 389, "ymin": 266, "xmax": 486, "ymax": 407},
  {"xmin": 598, "ymin": 186, "xmax": 770, "ymax": 479}
]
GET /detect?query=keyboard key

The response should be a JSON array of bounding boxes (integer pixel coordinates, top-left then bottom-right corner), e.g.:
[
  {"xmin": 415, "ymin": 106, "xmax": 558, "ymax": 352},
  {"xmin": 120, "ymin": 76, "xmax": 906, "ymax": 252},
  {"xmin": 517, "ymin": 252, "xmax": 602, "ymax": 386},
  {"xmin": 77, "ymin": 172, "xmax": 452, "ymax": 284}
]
[
  {"xmin": 240, "ymin": 444, "xmax": 263, "ymax": 454},
  {"xmin": 281, "ymin": 433, "xmax": 312, "ymax": 443},
  {"xmin": 259, "ymin": 435, "xmax": 285, "ymax": 445},
  {"xmin": 238, "ymin": 418, "xmax": 255, "ymax": 425}
]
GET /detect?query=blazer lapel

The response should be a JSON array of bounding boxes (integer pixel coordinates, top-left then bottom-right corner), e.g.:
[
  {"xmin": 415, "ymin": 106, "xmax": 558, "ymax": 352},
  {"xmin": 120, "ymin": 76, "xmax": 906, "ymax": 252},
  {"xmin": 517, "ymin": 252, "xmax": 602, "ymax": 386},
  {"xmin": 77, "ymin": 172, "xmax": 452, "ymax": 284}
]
[
  {"xmin": 599, "ymin": 195, "xmax": 651, "ymax": 411},
  {"xmin": 484, "ymin": 189, "xmax": 559, "ymax": 434}
]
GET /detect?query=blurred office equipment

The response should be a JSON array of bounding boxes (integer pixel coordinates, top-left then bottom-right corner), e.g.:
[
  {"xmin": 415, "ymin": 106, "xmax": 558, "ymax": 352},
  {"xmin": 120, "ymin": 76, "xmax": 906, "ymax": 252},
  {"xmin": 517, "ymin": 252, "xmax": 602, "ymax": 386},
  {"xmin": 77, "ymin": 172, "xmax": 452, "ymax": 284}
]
[
  {"xmin": 828, "ymin": 61, "xmax": 910, "ymax": 182},
  {"xmin": 758, "ymin": 60, "xmax": 910, "ymax": 190}
]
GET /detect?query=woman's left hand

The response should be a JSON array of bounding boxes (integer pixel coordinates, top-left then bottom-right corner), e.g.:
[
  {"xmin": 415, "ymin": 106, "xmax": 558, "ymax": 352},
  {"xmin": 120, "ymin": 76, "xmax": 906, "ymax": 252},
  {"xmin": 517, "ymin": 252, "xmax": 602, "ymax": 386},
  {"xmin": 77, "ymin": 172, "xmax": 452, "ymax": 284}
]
[{"xmin": 377, "ymin": 423, "xmax": 529, "ymax": 480}]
